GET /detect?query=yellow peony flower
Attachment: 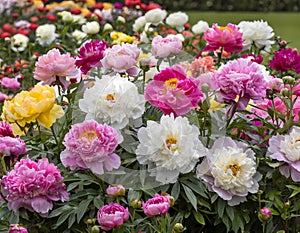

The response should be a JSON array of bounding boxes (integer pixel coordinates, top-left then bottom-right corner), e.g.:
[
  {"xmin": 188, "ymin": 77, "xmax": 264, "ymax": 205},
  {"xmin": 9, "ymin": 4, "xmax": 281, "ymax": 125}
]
[
  {"xmin": 1, "ymin": 85, "xmax": 64, "ymax": 129},
  {"xmin": 103, "ymin": 2, "xmax": 113, "ymax": 9},
  {"xmin": 110, "ymin": 31, "xmax": 136, "ymax": 44}
]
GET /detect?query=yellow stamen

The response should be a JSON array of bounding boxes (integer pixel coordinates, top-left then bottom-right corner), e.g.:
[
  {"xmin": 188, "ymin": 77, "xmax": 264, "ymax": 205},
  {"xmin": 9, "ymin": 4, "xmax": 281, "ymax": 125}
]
[
  {"xmin": 80, "ymin": 130, "xmax": 98, "ymax": 141},
  {"xmin": 105, "ymin": 93, "xmax": 116, "ymax": 102},
  {"xmin": 165, "ymin": 78, "xmax": 178, "ymax": 89},
  {"xmin": 219, "ymin": 26, "xmax": 234, "ymax": 33},
  {"xmin": 227, "ymin": 163, "xmax": 241, "ymax": 176}
]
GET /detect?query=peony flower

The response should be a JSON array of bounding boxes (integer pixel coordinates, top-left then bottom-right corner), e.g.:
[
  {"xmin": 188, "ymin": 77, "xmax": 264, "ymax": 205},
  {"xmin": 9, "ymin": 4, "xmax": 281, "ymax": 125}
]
[
  {"xmin": 75, "ymin": 40, "xmax": 108, "ymax": 74},
  {"xmin": 132, "ymin": 16, "xmax": 147, "ymax": 32},
  {"xmin": 197, "ymin": 137, "xmax": 261, "ymax": 206},
  {"xmin": 97, "ymin": 203, "xmax": 130, "ymax": 231},
  {"xmin": 214, "ymin": 57, "xmax": 268, "ymax": 109},
  {"xmin": 203, "ymin": 23, "xmax": 243, "ymax": 53},
  {"xmin": 269, "ymin": 48, "xmax": 300, "ymax": 73},
  {"xmin": 136, "ymin": 114, "xmax": 206, "ymax": 184},
  {"xmin": 11, "ymin": 34, "xmax": 29, "ymax": 52},
  {"xmin": 1, "ymin": 85, "xmax": 64, "ymax": 129},
  {"xmin": 71, "ymin": 29, "xmax": 87, "ymax": 42},
  {"xmin": 106, "ymin": 184, "xmax": 126, "ymax": 197},
  {"xmin": 144, "ymin": 8, "xmax": 167, "ymax": 25},
  {"xmin": 166, "ymin": 11, "xmax": 189, "ymax": 28},
  {"xmin": 238, "ymin": 20, "xmax": 274, "ymax": 52},
  {"xmin": 192, "ymin": 20, "xmax": 209, "ymax": 34},
  {"xmin": 1, "ymin": 158, "xmax": 69, "ymax": 216},
  {"xmin": 0, "ymin": 121, "xmax": 14, "ymax": 137},
  {"xmin": 0, "ymin": 92, "xmax": 9, "ymax": 103},
  {"xmin": 101, "ymin": 43, "xmax": 140, "ymax": 75},
  {"xmin": 142, "ymin": 193, "xmax": 170, "ymax": 216},
  {"xmin": 181, "ymin": 56, "xmax": 215, "ymax": 78},
  {"xmin": 145, "ymin": 65, "xmax": 203, "ymax": 116},
  {"xmin": 261, "ymin": 207, "xmax": 272, "ymax": 218},
  {"xmin": 0, "ymin": 77, "xmax": 20, "ymax": 91},
  {"xmin": 0, "ymin": 136, "xmax": 26, "ymax": 156},
  {"xmin": 79, "ymin": 74, "xmax": 145, "ymax": 129},
  {"xmin": 151, "ymin": 35, "xmax": 182, "ymax": 58},
  {"xmin": 60, "ymin": 120, "xmax": 123, "ymax": 175},
  {"xmin": 82, "ymin": 21, "xmax": 100, "ymax": 34},
  {"xmin": 8, "ymin": 224, "xmax": 28, "ymax": 233},
  {"xmin": 34, "ymin": 48, "xmax": 80, "ymax": 89},
  {"xmin": 267, "ymin": 126, "xmax": 300, "ymax": 182},
  {"xmin": 36, "ymin": 24, "xmax": 57, "ymax": 46}
]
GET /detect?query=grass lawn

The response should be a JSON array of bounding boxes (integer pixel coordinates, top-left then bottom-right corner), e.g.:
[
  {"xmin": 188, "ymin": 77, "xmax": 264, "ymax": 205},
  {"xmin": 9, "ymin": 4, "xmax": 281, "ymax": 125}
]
[{"xmin": 187, "ymin": 11, "xmax": 300, "ymax": 50}]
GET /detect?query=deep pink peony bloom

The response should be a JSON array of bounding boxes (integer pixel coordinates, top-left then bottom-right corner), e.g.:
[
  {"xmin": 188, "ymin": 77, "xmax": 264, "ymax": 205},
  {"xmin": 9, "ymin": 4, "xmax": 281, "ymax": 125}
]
[
  {"xmin": 0, "ymin": 136, "xmax": 26, "ymax": 156},
  {"xmin": 269, "ymin": 48, "xmax": 300, "ymax": 73},
  {"xmin": 261, "ymin": 207, "xmax": 272, "ymax": 217},
  {"xmin": 0, "ymin": 121, "xmax": 14, "ymax": 137},
  {"xmin": 8, "ymin": 224, "xmax": 28, "ymax": 233},
  {"xmin": 75, "ymin": 40, "xmax": 108, "ymax": 74},
  {"xmin": 145, "ymin": 65, "xmax": 203, "ymax": 116},
  {"xmin": 0, "ymin": 77, "xmax": 20, "ymax": 91},
  {"xmin": 60, "ymin": 120, "xmax": 123, "ymax": 175},
  {"xmin": 106, "ymin": 184, "xmax": 125, "ymax": 197},
  {"xmin": 214, "ymin": 58, "xmax": 267, "ymax": 109},
  {"xmin": 151, "ymin": 35, "xmax": 182, "ymax": 58},
  {"xmin": 97, "ymin": 203, "xmax": 130, "ymax": 231},
  {"xmin": 203, "ymin": 23, "xmax": 243, "ymax": 53},
  {"xmin": 33, "ymin": 48, "xmax": 80, "ymax": 89},
  {"xmin": 1, "ymin": 158, "xmax": 69, "ymax": 216},
  {"xmin": 142, "ymin": 193, "xmax": 170, "ymax": 216}
]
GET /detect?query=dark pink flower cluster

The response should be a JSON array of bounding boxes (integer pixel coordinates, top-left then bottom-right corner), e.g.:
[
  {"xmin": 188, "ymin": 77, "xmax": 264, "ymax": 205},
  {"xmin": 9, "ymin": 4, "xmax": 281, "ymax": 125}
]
[{"xmin": 269, "ymin": 48, "xmax": 300, "ymax": 73}]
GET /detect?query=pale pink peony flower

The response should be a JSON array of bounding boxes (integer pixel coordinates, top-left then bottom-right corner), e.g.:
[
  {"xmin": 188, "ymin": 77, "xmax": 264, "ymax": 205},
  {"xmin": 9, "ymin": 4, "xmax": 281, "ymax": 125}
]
[
  {"xmin": 151, "ymin": 35, "xmax": 182, "ymax": 58},
  {"xmin": 97, "ymin": 203, "xmax": 130, "ymax": 231},
  {"xmin": 8, "ymin": 224, "xmax": 28, "ymax": 233},
  {"xmin": 60, "ymin": 120, "xmax": 123, "ymax": 175},
  {"xmin": 203, "ymin": 23, "xmax": 243, "ymax": 53},
  {"xmin": 145, "ymin": 65, "xmax": 203, "ymax": 116},
  {"xmin": 0, "ymin": 121, "xmax": 14, "ymax": 137},
  {"xmin": 142, "ymin": 193, "xmax": 170, "ymax": 216},
  {"xmin": 33, "ymin": 48, "xmax": 80, "ymax": 89},
  {"xmin": 0, "ymin": 77, "xmax": 20, "ymax": 91},
  {"xmin": 101, "ymin": 43, "xmax": 140, "ymax": 76},
  {"xmin": 106, "ymin": 185, "xmax": 125, "ymax": 197},
  {"xmin": 0, "ymin": 92, "xmax": 9, "ymax": 103},
  {"xmin": 214, "ymin": 58, "xmax": 267, "ymax": 109},
  {"xmin": 0, "ymin": 136, "xmax": 26, "ymax": 156},
  {"xmin": 1, "ymin": 158, "xmax": 69, "ymax": 216}
]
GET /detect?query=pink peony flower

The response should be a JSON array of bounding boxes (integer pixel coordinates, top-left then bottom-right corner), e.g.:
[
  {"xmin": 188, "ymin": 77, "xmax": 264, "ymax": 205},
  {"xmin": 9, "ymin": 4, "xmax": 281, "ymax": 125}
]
[
  {"xmin": 203, "ymin": 23, "xmax": 243, "ymax": 53},
  {"xmin": 0, "ymin": 77, "xmax": 20, "ymax": 91},
  {"xmin": 60, "ymin": 120, "xmax": 123, "ymax": 175},
  {"xmin": 269, "ymin": 48, "xmax": 300, "ymax": 73},
  {"xmin": 0, "ymin": 92, "xmax": 9, "ymax": 103},
  {"xmin": 142, "ymin": 193, "xmax": 170, "ymax": 216},
  {"xmin": 33, "ymin": 48, "xmax": 80, "ymax": 89},
  {"xmin": 75, "ymin": 40, "xmax": 108, "ymax": 74},
  {"xmin": 101, "ymin": 43, "xmax": 140, "ymax": 76},
  {"xmin": 97, "ymin": 203, "xmax": 130, "ymax": 231},
  {"xmin": 214, "ymin": 58, "xmax": 267, "ymax": 109},
  {"xmin": 0, "ymin": 121, "xmax": 14, "ymax": 137},
  {"xmin": 145, "ymin": 65, "xmax": 203, "ymax": 116},
  {"xmin": 1, "ymin": 158, "xmax": 69, "ymax": 216},
  {"xmin": 0, "ymin": 136, "xmax": 26, "ymax": 156},
  {"xmin": 181, "ymin": 56, "xmax": 215, "ymax": 78},
  {"xmin": 8, "ymin": 224, "xmax": 28, "ymax": 233},
  {"xmin": 106, "ymin": 184, "xmax": 125, "ymax": 197},
  {"xmin": 151, "ymin": 35, "xmax": 182, "ymax": 58}
]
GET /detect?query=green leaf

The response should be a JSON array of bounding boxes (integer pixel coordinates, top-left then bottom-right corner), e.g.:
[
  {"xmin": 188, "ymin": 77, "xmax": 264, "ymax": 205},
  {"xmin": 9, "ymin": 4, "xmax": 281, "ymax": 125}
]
[
  {"xmin": 232, "ymin": 213, "xmax": 244, "ymax": 233},
  {"xmin": 68, "ymin": 212, "xmax": 76, "ymax": 229},
  {"xmin": 193, "ymin": 211, "xmax": 205, "ymax": 225},
  {"xmin": 182, "ymin": 184, "xmax": 197, "ymax": 211},
  {"xmin": 48, "ymin": 205, "xmax": 73, "ymax": 218},
  {"xmin": 76, "ymin": 198, "xmax": 92, "ymax": 223},
  {"xmin": 226, "ymin": 206, "xmax": 235, "ymax": 221},
  {"xmin": 93, "ymin": 196, "xmax": 104, "ymax": 209},
  {"xmin": 127, "ymin": 188, "xmax": 142, "ymax": 202},
  {"xmin": 52, "ymin": 211, "xmax": 72, "ymax": 229},
  {"xmin": 217, "ymin": 198, "xmax": 226, "ymax": 218},
  {"xmin": 171, "ymin": 181, "xmax": 180, "ymax": 201}
]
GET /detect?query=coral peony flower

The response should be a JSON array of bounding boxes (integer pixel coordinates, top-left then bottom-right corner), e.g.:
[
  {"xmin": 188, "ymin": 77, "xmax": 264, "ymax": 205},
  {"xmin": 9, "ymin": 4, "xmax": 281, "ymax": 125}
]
[
  {"xmin": 60, "ymin": 120, "xmax": 123, "ymax": 175},
  {"xmin": 79, "ymin": 74, "xmax": 145, "ymax": 129},
  {"xmin": 1, "ymin": 85, "xmax": 64, "ymax": 129},
  {"xmin": 145, "ymin": 65, "xmax": 203, "ymax": 116},
  {"xmin": 1, "ymin": 158, "xmax": 69, "ymax": 216},
  {"xmin": 214, "ymin": 58, "xmax": 268, "ymax": 109},
  {"xmin": 34, "ymin": 48, "xmax": 80, "ymax": 89},
  {"xmin": 8, "ymin": 224, "xmax": 28, "ymax": 233},
  {"xmin": 0, "ymin": 136, "xmax": 26, "ymax": 156},
  {"xmin": 106, "ymin": 184, "xmax": 126, "ymax": 197},
  {"xmin": 267, "ymin": 126, "xmax": 300, "ymax": 182},
  {"xmin": 97, "ymin": 203, "xmax": 130, "ymax": 231},
  {"xmin": 269, "ymin": 48, "xmax": 300, "ymax": 73},
  {"xmin": 36, "ymin": 24, "xmax": 57, "ymax": 46},
  {"xmin": 197, "ymin": 137, "xmax": 261, "ymax": 206},
  {"xmin": 181, "ymin": 56, "xmax": 215, "ymax": 78},
  {"xmin": 151, "ymin": 35, "xmax": 182, "ymax": 58},
  {"xmin": 0, "ymin": 77, "xmax": 20, "ymax": 91},
  {"xmin": 203, "ymin": 23, "xmax": 243, "ymax": 53},
  {"xmin": 0, "ymin": 121, "xmax": 14, "ymax": 137},
  {"xmin": 75, "ymin": 40, "xmax": 108, "ymax": 74},
  {"xmin": 142, "ymin": 193, "xmax": 170, "ymax": 216},
  {"xmin": 136, "ymin": 114, "xmax": 206, "ymax": 184}
]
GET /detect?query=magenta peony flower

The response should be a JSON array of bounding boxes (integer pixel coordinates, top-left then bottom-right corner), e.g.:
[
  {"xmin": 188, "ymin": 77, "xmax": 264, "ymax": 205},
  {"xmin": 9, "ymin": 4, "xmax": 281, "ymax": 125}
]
[
  {"xmin": 145, "ymin": 65, "xmax": 203, "ymax": 116},
  {"xmin": 97, "ymin": 203, "xmax": 130, "ymax": 231},
  {"xmin": 75, "ymin": 40, "xmax": 108, "ymax": 74},
  {"xmin": 8, "ymin": 224, "xmax": 28, "ymax": 233},
  {"xmin": 33, "ymin": 48, "xmax": 80, "ymax": 89},
  {"xmin": 106, "ymin": 184, "xmax": 125, "ymax": 197},
  {"xmin": 269, "ymin": 48, "xmax": 300, "ymax": 73},
  {"xmin": 0, "ymin": 136, "xmax": 26, "ymax": 156},
  {"xmin": 1, "ymin": 158, "xmax": 69, "ymax": 216},
  {"xmin": 0, "ymin": 121, "xmax": 14, "ymax": 137},
  {"xmin": 203, "ymin": 23, "xmax": 243, "ymax": 53},
  {"xmin": 142, "ymin": 193, "xmax": 170, "ymax": 216},
  {"xmin": 60, "ymin": 120, "xmax": 123, "ymax": 175},
  {"xmin": 214, "ymin": 58, "xmax": 267, "ymax": 109},
  {"xmin": 151, "ymin": 35, "xmax": 182, "ymax": 58},
  {"xmin": 0, "ymin": 77, "xmax": 20, "ymax": 91}
]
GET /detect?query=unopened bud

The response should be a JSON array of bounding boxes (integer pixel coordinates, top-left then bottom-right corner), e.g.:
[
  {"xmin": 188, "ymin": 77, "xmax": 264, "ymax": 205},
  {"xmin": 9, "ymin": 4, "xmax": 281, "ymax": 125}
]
[
  {"xmin": 103, "ymin": 23, "xmax": 113, "ymax": 32},
  {"xmin": 280, "ymin": 87, "xmax": 289, "ymax": 97},
  {"xmin": 284, "ymin": 201, "xmax": 290, "ymax": 207},
  {"xmin": 259, "ymin": 207, "xmax": 272, "ymax": 221},
  {"xmin": 201, "ymin": 83, "xmax": 210, "ymax": 93},
  {"xmin": 117, "ymin": 16, "xmax": 125, "ymax": 24},
  {"xmin": 139, "ymin": 57, "xmax": 151, "ymax": 72},
  {"xmin": 174, "ymin": 223, "xmax": 184, "ymax": 232},
  {"xmin": 130, "ymin": 200, "xmax": 142, "ymax": 209},
  {"xmin": 91, "ymin": 226, "xmax": 100, "ymax": 233},
  {"xmin": 282, "ymin": 76, "xmax": 295, "ymax": 85}
]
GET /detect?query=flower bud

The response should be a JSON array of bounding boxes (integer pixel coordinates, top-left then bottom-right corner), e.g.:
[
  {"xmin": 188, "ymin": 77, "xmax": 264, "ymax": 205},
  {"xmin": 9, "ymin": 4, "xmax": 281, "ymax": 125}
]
[
  {"xmin": 201, "ymin": 83, "xmax": 210, "ymax": 93},
  {"xmin": 130, "ymin": 199, "xmax": 142, "ymax": 209},
  {"xmin": 139, "ymin": 57, "xmax": 151, "ymax": 72},
  {"xmin": 106, "ymin": 184, "xmax": 126, "ymax": 198},
  {"xmin": 91, "ymin": 226, "xmax": 100, "ymax": 233},
  {"xmin": 174, "ymin": 223, "xmax": 185, "ymax": 232},
  {"xmin": 282, "ymin": 76, "xmax": 295, "ymax": 85},
  {"xmin": 103, "ymin": 23, "xmax": 113, "ymax": 32},
  {"xmin": 280, "ymin": 87, "xmax": 289, "ymax": 97},
  {"xmin": 259, "ymin": 207, "xmax": 272, "ymax": 221},
  {"xmin": 117, "ymin": 16, "xmax": 126, "ymax": 24}
]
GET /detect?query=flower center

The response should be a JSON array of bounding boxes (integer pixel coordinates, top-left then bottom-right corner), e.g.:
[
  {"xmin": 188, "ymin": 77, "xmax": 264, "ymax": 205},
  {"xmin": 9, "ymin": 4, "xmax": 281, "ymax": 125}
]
[
  {"xmin": 105, "ymin": 93, "xmax": 116, "ymax": 102},
  {"xmin": 80, "ymin": 130, "xmax": 98, "ymax": 141},
  {"xmin": 219, "ymin": 26, "xmax": 233, "ymax": 33},
  {"xmin": 165, "ymin": 78, "xmax": 178, "ymax": 89},
  {"xmin": 165, "ymin": 135, "xmax": 178, "ymax": 153},
  {"xmin": 226, "ymin": 163, "xmax": 241, "ymax": 176}
]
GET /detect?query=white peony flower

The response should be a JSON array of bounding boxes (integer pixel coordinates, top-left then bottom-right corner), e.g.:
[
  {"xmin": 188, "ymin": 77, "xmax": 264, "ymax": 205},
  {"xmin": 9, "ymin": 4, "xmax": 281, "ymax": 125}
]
[
  {"xmin": 144, "ymin": 8, "xmax": 167, "ymax": 25},
  {"xmin": 133, "ymin": 16, "xmax": 147, "ymax": 32},
  {"xmin": 36, "ymin": 24, "xmax": 57, "ymax": 46},
  {"xmin": 191, "ymin": 20, "xmax": 209, "ymax": 34},
  {"xmin": 136, "ymin": 114, "xmax": 206, "ymax": 184},
  {"xmin": 79, "ymin": 74, "xmax": 145, "ymax": 130},
  {"xmin": 72, "ymin": 29, "xmax": 87, "ymax": 42},
  {"xmin": 11, "ymin": 33, "xmax": 29, "ymax": 52},
  {"xmin": 166, "ymin": 11, "xmax": 189, "ymax": 28},
  {"xmin": 103, "ymin": 23, "xmax": 113, "ymax": 32},
  {"xmin": 82, "ymin": 21, "xmax": 100, "ymax": 35},
  {"xmin": 58, "ymin": 11, "xmax": 73, "ymax": 23},
  {"xmin": 238, "ymin": 20, "xmax": 275, "ymax": 52},
  {"xmin": 197, "ymin": 137, "xmax": 261, "ymax": 206},
  {"xmin": 280, "ymin": 127, "xmax": 300, "ymax": 162}
]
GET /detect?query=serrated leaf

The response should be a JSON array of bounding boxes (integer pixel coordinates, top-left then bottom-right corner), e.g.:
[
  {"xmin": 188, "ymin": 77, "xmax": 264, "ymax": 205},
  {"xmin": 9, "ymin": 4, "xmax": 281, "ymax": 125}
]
[
  {"xmin": 171, "ymin": 181, "xmax": 180, "ymax": 201},
  {"xmin": 182, "ymin": 184, "xmax": 197, "ymax": 211},
  {"xmin": 76, "ymin": 198, "xmax": 92, "ymax": 223},
  {"xmin": 193, "ymin": 211, "xmax": 205, "ymax": 225}
]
